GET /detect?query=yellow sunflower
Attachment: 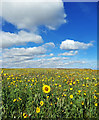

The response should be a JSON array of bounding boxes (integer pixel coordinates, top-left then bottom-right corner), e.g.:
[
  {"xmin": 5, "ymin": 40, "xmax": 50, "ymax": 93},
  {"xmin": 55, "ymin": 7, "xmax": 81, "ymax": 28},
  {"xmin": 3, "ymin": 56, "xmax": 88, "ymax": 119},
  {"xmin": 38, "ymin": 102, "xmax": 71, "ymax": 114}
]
[
  {"xmin": 42, "ymin": 85, "xmax": 51, "ymax": 93},
  {"xmin": 70, "ymin": 88, "xmax": 73, "ymax": 90},
  {"xmin": 70, "ymin": 95, "xmax": 73, "ymax": 99},
  {"xmin": 40, "ymin": 101, "xmax": 44, "ymax": 106},
  {"xmin": 95, "ymin": 103, "xmax": 98, "ymax": 107},
  {"xmin": 13, "ymin": 99, "xmax": 17, "ymax": 102},
  {"xmin": 36, "ymin": 107, "xmax": 40, "ymax": 113},
  {"xmin": 70, "ymin": 102, "xmax": 73, "ymax": 104},
  {"xmin": 82, "ymin": 101, "xmax": 84, "ymax": 105},
  {"xmin": 95, "ymin": 103, "xmax": 98, "ymax": 106},
  {"xmin": 23, "ymin": 113, "xmax": 28, "ymax": 118}
]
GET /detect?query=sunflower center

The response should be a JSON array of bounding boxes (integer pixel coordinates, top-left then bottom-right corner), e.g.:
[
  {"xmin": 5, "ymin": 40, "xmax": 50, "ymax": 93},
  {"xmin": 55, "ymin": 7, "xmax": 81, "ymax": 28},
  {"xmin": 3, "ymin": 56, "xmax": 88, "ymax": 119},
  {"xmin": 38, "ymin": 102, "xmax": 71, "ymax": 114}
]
[{"xmin": 45, "ymin": 87, "xmax": 48, "ymax": 91}]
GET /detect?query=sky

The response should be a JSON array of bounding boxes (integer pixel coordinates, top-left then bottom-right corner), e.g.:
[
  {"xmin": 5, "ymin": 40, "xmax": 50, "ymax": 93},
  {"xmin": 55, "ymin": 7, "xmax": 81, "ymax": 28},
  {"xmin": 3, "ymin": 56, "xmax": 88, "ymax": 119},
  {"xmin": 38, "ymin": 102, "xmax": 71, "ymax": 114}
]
[{"xmin": 0, "ymin": 0, "xmax": 97, "ymax": 69}]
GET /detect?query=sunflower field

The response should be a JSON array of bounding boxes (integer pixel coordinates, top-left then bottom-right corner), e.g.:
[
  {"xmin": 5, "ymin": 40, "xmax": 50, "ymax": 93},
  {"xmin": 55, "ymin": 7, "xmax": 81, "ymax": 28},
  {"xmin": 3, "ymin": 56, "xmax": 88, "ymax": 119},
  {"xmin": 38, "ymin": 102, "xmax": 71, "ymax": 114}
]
[{"xmin": 1, "ymin": 68, "xmax": 99, "ymax": 119}]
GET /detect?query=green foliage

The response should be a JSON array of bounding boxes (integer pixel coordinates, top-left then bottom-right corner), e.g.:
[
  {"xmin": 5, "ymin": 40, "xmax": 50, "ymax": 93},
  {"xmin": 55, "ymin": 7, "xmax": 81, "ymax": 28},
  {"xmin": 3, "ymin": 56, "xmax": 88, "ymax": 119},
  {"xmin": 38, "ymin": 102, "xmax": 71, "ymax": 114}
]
[{"xmin": 1, "ymin": 68, "xmax": 99, "ymax": 119}]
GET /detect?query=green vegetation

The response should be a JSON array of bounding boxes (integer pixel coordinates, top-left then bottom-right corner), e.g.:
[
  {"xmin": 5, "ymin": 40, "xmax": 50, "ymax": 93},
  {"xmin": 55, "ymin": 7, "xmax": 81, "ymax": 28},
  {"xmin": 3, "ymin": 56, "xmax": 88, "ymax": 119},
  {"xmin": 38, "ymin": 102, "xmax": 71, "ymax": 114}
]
[{"xmin": 1, "ymin": 68, "xmax": 99, "ymax": 119}]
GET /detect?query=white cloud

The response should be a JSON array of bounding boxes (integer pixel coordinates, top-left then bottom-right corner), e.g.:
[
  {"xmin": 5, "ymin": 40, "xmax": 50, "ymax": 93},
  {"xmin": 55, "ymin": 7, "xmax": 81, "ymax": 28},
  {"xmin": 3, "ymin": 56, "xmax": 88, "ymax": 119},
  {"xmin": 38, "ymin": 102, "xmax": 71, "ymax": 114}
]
[
  {"xmin": 2, "ymin": 57, "xmax": 88, "ymax": 68},
  {"xmin": 2, "ymin": 42, "xmax": 55, "ymax": 63},
  {"xmin": 47, "ymin": 57, "xmax": 69, "ymax": 61},
  {"xmin": 59, "ymin": 50, "xmax": 78, "ymax": 56},
  {"xmin": 3, "ymin": 47, "xmax": 46, "ymax": 57},
  {"xmin": 1, "ymin": 31, "xmax": 43, "ymax": 48},
  {"xmin": 1, "ymin": 0, "xmax": 66, "ymax": 48},
  {"xmin": 3, "ymin": 56, "xmax": 34, "ymax": 63},
  {"xmin": 32, "ymin": 57, "xmax": 69, "ymax": 63},
  {"xmin": 1, "ymin": 40, "xmax": 56, "ymax": 68},
  {"xmin": 64, "ymin": 60, "xmax": 86, "ymax": 65},
  {"xmin": 42, "ymin": 42, "xmax": 55, "ymax": 48},
  {"xmin": 60, "ymin": 39, "xmax": 93, "ymax": 50},
  {"xmin": 49, "ymin": 53, "xmax": 54, "ymax": 56},
  {"xmin": 37, "ymin": 53, "xmax": 54, "ymax": 58},
  {"xmin": 1, "ymin": 0, "xmax": 66, "ymax": 31},
  {"xmin": 1, "ymin": 49, "xmax": 97, "ymax": 69},
  {"xmin": 2, "ymin": 56, "xmax": 69, "ymax": 68}
]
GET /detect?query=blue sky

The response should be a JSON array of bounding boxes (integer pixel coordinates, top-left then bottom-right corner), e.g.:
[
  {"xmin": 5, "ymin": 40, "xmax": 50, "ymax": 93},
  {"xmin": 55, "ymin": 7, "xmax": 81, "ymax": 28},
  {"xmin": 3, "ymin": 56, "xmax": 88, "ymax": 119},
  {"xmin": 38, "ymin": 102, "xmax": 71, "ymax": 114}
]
[{"xmin": 1, "ymin": 1, "xmax": 97, "ymax": 69}]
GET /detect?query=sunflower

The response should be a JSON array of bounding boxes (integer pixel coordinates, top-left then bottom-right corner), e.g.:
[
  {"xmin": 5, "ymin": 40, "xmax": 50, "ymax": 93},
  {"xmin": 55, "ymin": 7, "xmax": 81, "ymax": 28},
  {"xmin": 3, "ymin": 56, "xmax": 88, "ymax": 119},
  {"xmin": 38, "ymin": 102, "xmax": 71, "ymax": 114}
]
[
  {"xmin": 42, "ymin": 85, "xmax": 51, "ymax": 93},
  {"xmin": 78, "ymin": 90, "xmax": 81, "ymax": 93},
  {"xmin": 23, "ymin": 113, "xmax": 28, "ymax": 118},
  {"xmin": 70, "ymin": 95, "xmax": 73, "ymax": 99},
  {"xmin": 50, "ymin": 103, "xmax": 52, "ymax": 106},
  {"xmin": 95, "ymin": 103, "xmax": 98, "ymax": 107},
  {"xmin": 13, "ymin": 99, "xmax": 17, "ymax": 102},
  {"xmin": 36, "ymin": 107, "xmax": 40, "ymax": 113},
  {"xmin": 40, "ymin": 101, "xmax": 44, "ymax": 106},
  {"xmin": 82, "ymin": 101, "xmax": 84, "ymax": 105},
  {"xmin": 70, "ymin": 102, "xmax": 73, "ymax": 104},
  {"xmin": 59, "ymin": 85, "xmax": 61, "ymax": 87},
  {"xmin": 47, "ymin": 96, "xmax": 49, "ymax": 99},
  {"xmin": 70, "ymin": 88, "xmax": 73, "ymax": 90},
  {"xmin": 69, "ymin": 83, "xmax": 72, "ymax": 86}
]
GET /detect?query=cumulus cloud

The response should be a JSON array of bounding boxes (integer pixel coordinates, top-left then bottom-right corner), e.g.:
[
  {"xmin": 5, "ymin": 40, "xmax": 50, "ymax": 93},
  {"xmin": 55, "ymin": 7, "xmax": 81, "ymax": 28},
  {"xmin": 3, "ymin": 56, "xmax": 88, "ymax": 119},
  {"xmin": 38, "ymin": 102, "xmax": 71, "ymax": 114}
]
[
  {"xmin": 33, "ymin": 57, "xmax": 69, "ymax": 63},
  {"xmin": 1, "ymin": 0, "xmax": 66, "ymax": 31},
  {"xmin": 58, "ymin": 50, "xmax": 78, "ymax": 56},
  {"xmin": 1, "ymin": 46, "xmax": 96, "ymax": 69},
  {"xmin": 3, "ymin": 42, "xmax": 55, "ymax": 57},
  {"xmin": 37, "ymin": 53, "xmax": 54, "ymax": 58},
  {"xmin": 64, "ymin": 60, "xmax": 86, "ymax": 65},
  {"xmin": 2, "ymin": 59, "xmax": 96, "ymax": 68},
  {"xmin": 1, "ymin": 0, "xmax": 66, "ymax": 49},
  {"xmin": 60, "ymin": 39, "xmax": 93, "ymax": 50},
  {"xmin": 42, "ymin": 42, "xmax": 55, "ymax": 48},
  {"xmin": 0, "ymin": 31, "xmax": 43, "ymax": 48},
  {"xmin": 47, "ymin": 57, "xmax": 69, "ymax": 61},
  {"xmin": 2, "ymin": 57, "xmax": 87, "ymax": 68},
  {"xmin": 0, "ymin": 31, "xmax": 55, "ymax": 48},
  {"xmin": 3, "ymin": 47, "xmax": 46, "ymax": 57},
  {"xmin": 2, "ymin": 53, "xmax": 54, "ymax": 64},
  {"xmin": 2, "ymin": 42, "xmax": 55, "ymax": 64},
  {"xmin": 3, "ymin": 56, "xmax": 34, "ymax": 63},
  {"xmin": 2, "ymin": 56, "xmax": 69, "ymax": 68}
]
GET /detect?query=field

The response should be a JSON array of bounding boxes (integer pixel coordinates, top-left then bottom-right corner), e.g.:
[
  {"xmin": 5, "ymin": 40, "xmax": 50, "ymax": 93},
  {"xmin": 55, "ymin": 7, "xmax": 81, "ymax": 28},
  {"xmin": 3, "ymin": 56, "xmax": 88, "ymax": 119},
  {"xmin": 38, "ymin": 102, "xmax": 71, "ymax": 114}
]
[{"xmin": 1, "ymin": 68, "xmax": 99, "ymax": 119}]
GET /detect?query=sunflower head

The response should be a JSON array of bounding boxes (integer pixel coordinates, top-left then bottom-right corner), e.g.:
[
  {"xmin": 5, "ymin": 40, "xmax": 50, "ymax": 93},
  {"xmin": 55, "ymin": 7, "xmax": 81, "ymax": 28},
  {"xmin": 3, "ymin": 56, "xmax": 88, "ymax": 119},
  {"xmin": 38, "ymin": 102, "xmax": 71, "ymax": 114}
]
[
  {"xmin": 36, "ymin": 107, "xmax": 40, "ymax": 113},
  {"xmin": 23, "ymin": 113, "xmax": 28, "ymax": 118},
  {"xmin": 70, "ymin": 95, "xmax": 73, "ymax": 99},
  {"xmin": 42, "ymin": 85, "xmax": 51, "ymax": 93},
  {"xmin": 40, "ymin": 101, "xmax": 44, "ymax": 106},
  {"xmin": 95, "ymin": 103, "xmax": 98, "ymax": 106},
  {"xmin": 70, "ymin": 102, "xmax": 73, "ymax": 104},
  {"xmin": 82, "ymin": 101, "xmax": 84, "ymax": 105}
]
